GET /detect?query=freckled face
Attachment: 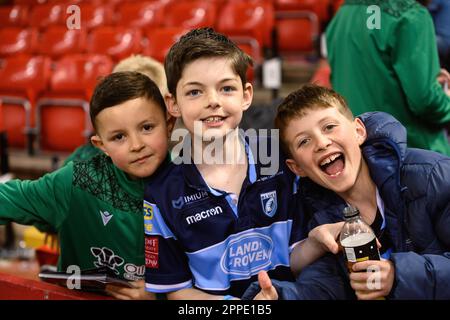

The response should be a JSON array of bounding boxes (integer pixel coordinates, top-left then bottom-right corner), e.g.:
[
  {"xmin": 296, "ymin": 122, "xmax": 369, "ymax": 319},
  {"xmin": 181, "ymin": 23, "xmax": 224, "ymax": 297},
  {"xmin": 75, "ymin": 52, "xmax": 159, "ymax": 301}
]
[{"xmin": 285, "ymin": 107, "xmax": 367, "ymax": 194}]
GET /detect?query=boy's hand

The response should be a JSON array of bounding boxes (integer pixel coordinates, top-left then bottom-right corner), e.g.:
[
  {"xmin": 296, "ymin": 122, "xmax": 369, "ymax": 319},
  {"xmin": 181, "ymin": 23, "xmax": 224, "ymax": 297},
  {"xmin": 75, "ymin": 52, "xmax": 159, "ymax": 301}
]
[
  {"xmin": 437, "ymin": 68, "xmax": 450, "ymax": 85},
  {"xmin": 308, "ymin": 222, "xmax": 345, "ymax": 254},
  {"xmin": 349, "ymin": 259, "xmax": 395, "ymax": 300},
  {"xmin": 105, "ymin": 279, "xmax": 156, "ymax": 300},
  {"xmin": 253, "ymin": 271, "xmax": 278, "ymax": 300}
]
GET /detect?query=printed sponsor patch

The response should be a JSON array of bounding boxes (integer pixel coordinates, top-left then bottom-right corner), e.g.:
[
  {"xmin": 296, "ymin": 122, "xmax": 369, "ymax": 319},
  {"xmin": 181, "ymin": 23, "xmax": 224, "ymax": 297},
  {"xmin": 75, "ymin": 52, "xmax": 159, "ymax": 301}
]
[
  {"xmin": 144, "ymin": 201, "xmax": 155, "ymax": 234},
  {"xmin": 172, "ymin": 191, "xmax": 209, "ymax": 209},
  {"xmin": 145, "ymin": 236, "xmax": 159, "ymax": 269},
  {"xmin": 220, "ymin": 233, "xmax": 273, "ymax": 276}
]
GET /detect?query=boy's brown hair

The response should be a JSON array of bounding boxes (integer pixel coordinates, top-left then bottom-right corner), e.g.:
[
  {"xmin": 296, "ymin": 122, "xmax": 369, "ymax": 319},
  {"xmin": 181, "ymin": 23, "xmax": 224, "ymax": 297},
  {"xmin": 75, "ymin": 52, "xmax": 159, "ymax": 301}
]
[
  {"xmin": 274, "ymin": 84, "xmax": 353, "ymax": 157},
  {"xmin": 164, "ymin": 27, "xmax": 253, "ymax": 97},
  {"xmin": 89, "ymin": 71, "xmax": 166, "ymax": 131}
]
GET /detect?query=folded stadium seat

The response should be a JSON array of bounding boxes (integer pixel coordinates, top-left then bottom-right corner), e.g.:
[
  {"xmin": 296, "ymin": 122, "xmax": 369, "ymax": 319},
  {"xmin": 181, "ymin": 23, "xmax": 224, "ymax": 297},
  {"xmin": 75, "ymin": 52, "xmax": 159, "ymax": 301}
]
[
  {"xmin": 0, "ymin": 55, "xmax": 51, "ymax": 152},
  {"xmin": 274, "ymin": 10, "xmax": 320, "ymax": 58},
  {"xmin": 310, "ymin": 58, "xmax": 331, "ymax": 87},
  {"xmin": 36, "ymin": 26, "xmax": 87, "ymax": 59},
  {"xmin": 86, "ymin": 26, "xmax": 142, "ymax": 62},
  {"xmin": 332, "ymin": 0, "xmax": 344, "ymax": 14},
  {"xmin": 115, "ymin": 1, "xmax": 165, "ymax": 30},
  {"xmin": 143, "ymin": 27, "xmax": 189, "ymax": 63},
  {"xmin": 13, "ymin": 0, "xmax": 49, "ymax": 5},
  {"xmin": 76, "ymin": 3, "xmax": 114, "ymax": 31},
  {"xmin": 0, "ymin": 27, "xmax": 38, "ymax": 58},
  {"xmin": 0, "ymin": 5, "xmax": 29, "ymax": 28},
  {"xmin": 163, "ymin": 0, "xmax": 217, "ymax": 29},
  {"xmin": 216, "ymin": 0, "xmax": 275, "ymax": 53},
  {"xmin": 229, "ymin": 36, "xmax": 263, "ymax": 85},
  {"xmin": 35, "ymin": 54, "xmax": 113, "ymax": 152},
  {"xmin": 29, "ymin": 3, "xmax": 66, "ymax": 30},
  {"xmin": 274, "ymin": 0, "xmax": 331, "ymax": 26}
]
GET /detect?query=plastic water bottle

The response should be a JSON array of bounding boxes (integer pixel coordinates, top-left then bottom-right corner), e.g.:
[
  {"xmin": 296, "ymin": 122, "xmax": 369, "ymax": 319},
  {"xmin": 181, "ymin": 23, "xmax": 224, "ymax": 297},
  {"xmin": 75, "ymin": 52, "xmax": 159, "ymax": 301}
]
[{"xmin": 339, "ymin": 205, "xmax": 380, "ymax": 272}]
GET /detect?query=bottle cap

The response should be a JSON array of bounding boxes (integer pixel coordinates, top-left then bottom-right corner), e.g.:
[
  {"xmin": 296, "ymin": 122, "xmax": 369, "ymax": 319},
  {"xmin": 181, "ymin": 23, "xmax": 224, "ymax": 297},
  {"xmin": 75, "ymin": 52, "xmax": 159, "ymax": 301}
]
[{"xmin": 343, "ymin": 205, "xmax": 360, "ymax": 219}]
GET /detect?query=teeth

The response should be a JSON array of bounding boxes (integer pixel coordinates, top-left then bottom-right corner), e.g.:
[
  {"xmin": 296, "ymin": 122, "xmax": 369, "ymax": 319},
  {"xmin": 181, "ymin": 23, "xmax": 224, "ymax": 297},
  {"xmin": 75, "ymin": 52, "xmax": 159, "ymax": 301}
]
[
  {"xmin": 203, "ymin": 116, "xmax": 223, "ymax": 123},
  {"xmin": 320, "ymin": 153, "xmax": 341, "ymax": 166}
]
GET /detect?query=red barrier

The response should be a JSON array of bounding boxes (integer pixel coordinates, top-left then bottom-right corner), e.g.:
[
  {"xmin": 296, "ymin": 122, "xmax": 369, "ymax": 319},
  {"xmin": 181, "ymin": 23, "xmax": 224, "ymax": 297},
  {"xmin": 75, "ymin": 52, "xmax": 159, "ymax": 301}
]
[{"xmin": 0, "ymin": 272, "xmax": 114, "ymax": 300}]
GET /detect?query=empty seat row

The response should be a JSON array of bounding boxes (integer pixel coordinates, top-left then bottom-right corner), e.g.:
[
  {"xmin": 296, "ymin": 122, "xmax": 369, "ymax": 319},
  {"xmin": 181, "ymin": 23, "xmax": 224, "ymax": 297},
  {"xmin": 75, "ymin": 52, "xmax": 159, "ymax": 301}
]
[
  {"xmin": 0, "ymin": 54, "xmax": 113, "ymax": 152},
  {"xmin": 1, "ymin": 0, "xmax": 342, "ymax": 57},
  {"xmin": 0, "ymin": 26, "xmax": 188, "ymax": 62},
  {"xmin": 0, "ymin": 50, "xmax": 259, "ymax": 153}
]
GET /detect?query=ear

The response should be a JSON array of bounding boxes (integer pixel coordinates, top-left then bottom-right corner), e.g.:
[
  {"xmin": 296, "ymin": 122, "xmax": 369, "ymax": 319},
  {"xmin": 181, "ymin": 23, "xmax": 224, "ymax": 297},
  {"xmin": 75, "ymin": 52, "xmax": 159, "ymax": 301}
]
[
  {"xmin": 90, "ymin": 134, "xmax": 108, "ymax": 156},
  {"xmin": 165, "ymin": 112, "xmax": 177, "ymax": 138},
  {"xmin": 354, "ymin": 118, "xmax": 367, "ymax": 146},
  {"xmin": 165, "ymin": 93, "xmax": 182, "ymax": 118},
  {"xmin": 285, "ymin": 158, "xmax": 307, "ymax": 177},
  {"xmin": 242, "ymin": 82, "xmax": 253, "ymax": 111}
]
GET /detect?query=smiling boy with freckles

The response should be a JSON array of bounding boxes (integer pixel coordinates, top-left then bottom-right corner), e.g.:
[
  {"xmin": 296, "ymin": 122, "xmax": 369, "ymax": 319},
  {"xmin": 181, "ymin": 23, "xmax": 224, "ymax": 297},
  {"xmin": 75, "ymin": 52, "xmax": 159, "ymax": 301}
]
[{"xmin": 247, "ymin": 84, "xmax": 450, "ymax": 300}]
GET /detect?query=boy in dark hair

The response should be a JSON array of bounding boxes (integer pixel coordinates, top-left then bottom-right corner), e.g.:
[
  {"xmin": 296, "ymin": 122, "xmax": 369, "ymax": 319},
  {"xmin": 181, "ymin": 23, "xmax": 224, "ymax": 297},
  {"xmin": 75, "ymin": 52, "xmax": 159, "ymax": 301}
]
[
  {"xmin": 143, "ymin": 28, "xmax": 344, "ymax": 300},
  {"xmin": 246, "ymin": 84, "xmax": 450, "ymax": 300},
  {"xmin": 0, "ymin": 71, "xmax": 174, "ymax": 300}
]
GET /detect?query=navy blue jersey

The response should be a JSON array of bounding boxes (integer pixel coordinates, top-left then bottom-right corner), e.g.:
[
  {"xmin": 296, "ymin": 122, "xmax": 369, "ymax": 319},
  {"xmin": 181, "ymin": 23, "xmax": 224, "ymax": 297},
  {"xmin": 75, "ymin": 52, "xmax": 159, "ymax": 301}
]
[{"xmin": 144, "ymin": 135, "xmax": 306, "ymax": 297}]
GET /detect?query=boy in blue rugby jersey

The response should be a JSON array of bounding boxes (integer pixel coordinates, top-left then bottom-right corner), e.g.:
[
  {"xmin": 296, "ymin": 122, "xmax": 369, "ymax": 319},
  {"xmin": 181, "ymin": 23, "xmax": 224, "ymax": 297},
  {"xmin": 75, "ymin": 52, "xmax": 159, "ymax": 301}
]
[{"xmin": 143, "ymin": 28, "xmax": 341, "ymax": 300}]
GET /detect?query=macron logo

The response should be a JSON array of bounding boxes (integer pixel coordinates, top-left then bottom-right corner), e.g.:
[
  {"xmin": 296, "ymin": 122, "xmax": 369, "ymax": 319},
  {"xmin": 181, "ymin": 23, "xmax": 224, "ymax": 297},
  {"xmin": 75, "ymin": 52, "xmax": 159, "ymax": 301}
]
[
  {"xmin": 100, "ymin": 210, "xmax": 113, "ymax": 226},
  {"xmin": 185, "ymin": 206, "xmax": 223, "ymax": 225}
]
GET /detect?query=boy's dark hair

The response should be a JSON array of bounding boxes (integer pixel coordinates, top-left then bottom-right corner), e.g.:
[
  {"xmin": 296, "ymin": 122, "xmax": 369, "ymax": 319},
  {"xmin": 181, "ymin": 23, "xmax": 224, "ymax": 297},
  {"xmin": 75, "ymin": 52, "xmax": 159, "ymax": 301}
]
[
  {"xmin": 164, "ymin": 27, "xmax": 253, "ymax": 97},
  {"xmin": 274, "ymin": 84, "xmax": 353, "ymax": 157},
  {"xmin": 90, "ymin": 71, "xmax": 166, "ymax": 130}
]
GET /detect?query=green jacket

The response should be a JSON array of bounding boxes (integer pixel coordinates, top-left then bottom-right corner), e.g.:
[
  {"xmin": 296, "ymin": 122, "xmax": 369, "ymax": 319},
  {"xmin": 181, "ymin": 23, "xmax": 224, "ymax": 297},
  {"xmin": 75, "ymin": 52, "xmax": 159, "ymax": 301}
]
[
  {"xmin": 0, "ymin": 154, "xmax": 146, "ymax": 280},
  {"xmin": 326, "ymin": 0, "xmax": 450, "ymax": 155}
]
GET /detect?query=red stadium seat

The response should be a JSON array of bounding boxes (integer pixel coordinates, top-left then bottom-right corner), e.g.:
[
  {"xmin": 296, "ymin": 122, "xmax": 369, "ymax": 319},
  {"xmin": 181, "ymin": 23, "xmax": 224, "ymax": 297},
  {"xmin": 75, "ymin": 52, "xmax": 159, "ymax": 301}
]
[
  {"xmin": 163, "ymin": 0, "xmax": 216, "ymax": 29},
  {"xmin": 216, "ymin": 0, "xmax": 275, "ymax": 50},
  {"xmin": 87, "ymin": 26, "xmax": 142, "ymax": 62},
  {"xmin": 310, "ymin": 59, "xmax": 331, "ymax": 87},
  {"xmin": 76, "ymin": 3, "xmax": 114, "ymax": 30},
  {"xmin": 230, "ymin": 36, "xmax": 263, "ymax": 84},
  {"xmin": 13, "ymin": 0, "xmax": 48, "ymax": 5},
  {"xmin": 115, "ymin": 1, "xmax": 165, "ymax": 29},
  {"xmin": 332, "ymin": 0, "xmax": 344, "ymax": 14},
  {"xmin": 0, "ymin": 27, "xmax": 38, "ymax": 57},
  {"xmin": 0, "ymin": 55, "xmax": 51, "ymax": 151},
  {"xmin": 36, "ymin": 54, "xmax": 113, "ymax": 152},
  {"xmin": 274, "ymin": 0, "xmax": 331, "ymax": 24},
  {"xmin": 0, "ymin": 5, "xmax": 29, "ymax": 28},
  {"xmin": 29, "ymin": 3, "xmax": 66, "ymax": 29},
  {"xmin": 36, "ymin": 26, "xmax": 87, "ymax": 58},
  {"xmin": 143, "ymin": 27, "xmax": 189, "ymax": 63},
  {"xmin": 275, "ymin": 10, "xmax": 319, "ymax": 55}
]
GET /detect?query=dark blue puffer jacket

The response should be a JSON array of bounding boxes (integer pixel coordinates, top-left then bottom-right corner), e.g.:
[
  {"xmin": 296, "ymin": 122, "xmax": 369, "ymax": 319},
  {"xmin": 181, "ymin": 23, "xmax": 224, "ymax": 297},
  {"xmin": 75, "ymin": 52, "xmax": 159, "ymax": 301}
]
[{"xmin": 243, "ymin": 111, "xmax": 450, "ymax": 300}]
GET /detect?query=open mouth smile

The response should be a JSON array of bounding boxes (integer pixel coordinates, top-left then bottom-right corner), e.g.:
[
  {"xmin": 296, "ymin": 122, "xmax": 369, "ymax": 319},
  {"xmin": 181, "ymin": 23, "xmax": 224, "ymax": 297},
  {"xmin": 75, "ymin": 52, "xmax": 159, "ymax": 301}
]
[{"xmin": 319, "ymin": 152, "xmax": 345, "ymax": 177}]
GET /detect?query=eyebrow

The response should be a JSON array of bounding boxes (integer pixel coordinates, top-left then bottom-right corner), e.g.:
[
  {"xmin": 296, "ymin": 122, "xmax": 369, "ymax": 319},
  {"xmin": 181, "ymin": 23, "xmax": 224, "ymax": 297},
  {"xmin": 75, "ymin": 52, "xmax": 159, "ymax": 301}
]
[
  {"xmin": 182, "ymin": 78, "xmax": 239, "ymax": 88},
  {"xmin": 292, "ymin": 116, "xmax": 336, "ymax": 139},
  {"xmin": 105, "ymin": 119, "xmax": 156, "ymax": 135}
]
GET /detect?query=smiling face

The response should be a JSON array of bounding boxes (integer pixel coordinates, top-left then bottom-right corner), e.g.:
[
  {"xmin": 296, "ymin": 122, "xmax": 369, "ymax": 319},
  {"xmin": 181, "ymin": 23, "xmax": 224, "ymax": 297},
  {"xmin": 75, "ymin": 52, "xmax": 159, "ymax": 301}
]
[
  {"xmin": 91, "ymin": 97, "xmax": 171, "ymax": 180},
  {"xmin": 166, "ymin": 57, "xmax": 253, "ymax": 141},
  {"xmin": 284, "ymin": 106, "xmax": 367, "ymax": 194}
]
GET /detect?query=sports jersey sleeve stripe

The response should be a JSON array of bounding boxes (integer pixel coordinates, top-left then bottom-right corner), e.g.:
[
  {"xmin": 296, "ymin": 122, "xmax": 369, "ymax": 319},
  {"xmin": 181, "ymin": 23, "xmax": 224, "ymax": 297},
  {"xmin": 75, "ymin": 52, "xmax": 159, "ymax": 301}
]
[
  {"xmin": 143, "ymin": 200, "xmax": 176, "ymax": 239},
  {"xmin": 145, "ymin": 279, "xmax": 192, "ymax": 293}
]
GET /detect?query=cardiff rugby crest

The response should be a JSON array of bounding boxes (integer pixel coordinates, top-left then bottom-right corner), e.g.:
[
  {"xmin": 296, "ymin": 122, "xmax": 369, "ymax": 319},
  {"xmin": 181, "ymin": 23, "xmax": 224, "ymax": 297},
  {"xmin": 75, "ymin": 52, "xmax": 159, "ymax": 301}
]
[{"xmin": 260, "ymin": 191, "xmax": 277, "ymax": 217}]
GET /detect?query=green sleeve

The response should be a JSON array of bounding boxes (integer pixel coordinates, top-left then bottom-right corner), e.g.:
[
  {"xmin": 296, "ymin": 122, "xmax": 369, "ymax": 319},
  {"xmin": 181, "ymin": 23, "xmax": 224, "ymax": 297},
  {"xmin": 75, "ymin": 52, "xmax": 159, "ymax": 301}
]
[
  {"xmin": 392, "ymin": 7, "xmax": 450, "ymax": 124},
  {"xmin": 0, "ymin": 163, "xmax": 74, "ymax": 232}
]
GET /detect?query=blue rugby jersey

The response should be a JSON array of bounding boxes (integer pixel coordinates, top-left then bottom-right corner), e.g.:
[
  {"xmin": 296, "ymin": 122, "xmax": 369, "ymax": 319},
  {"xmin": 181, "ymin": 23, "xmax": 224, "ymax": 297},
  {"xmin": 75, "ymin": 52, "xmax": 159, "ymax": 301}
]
[{"xmin": 143, "ymin": 135, "xmax": 307, "ymax": 298}]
